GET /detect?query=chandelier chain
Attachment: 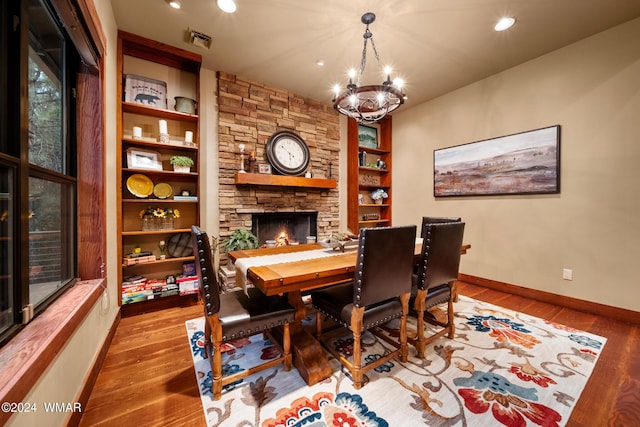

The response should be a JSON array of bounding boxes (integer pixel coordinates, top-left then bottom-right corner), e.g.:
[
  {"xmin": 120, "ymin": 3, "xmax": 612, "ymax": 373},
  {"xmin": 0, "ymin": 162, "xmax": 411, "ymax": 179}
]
[{"xmin": 358, "ymin": 27, "xmax": 382, "ymax": 87}]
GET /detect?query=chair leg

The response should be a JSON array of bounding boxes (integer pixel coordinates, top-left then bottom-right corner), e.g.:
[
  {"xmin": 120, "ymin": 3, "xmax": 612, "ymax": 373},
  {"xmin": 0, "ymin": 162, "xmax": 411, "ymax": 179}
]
[
  {"xmin": 315, "ymin": 309, "xmax": 323, "ymax": 338},
  {"xmin": 282, "ymin": 323, "xmax": 292, "ymax": 371},
  {"xmin": 203, "ymin": 319, "xmax": 212, "ymax": 359},
  {"xmin": 446, "ymin": 286, "xmax": 455, "ymax": 338},
  {"xmin": 399, "ymin": 293, "xmax": 410, "ymax": 362},
  {"xmin": 452, "ymin": 280, "xmax": 459, "ymax": 303},
  {"xmin": 350, "ymin": 307, "xmax": 364, "ymax": 389},
  {"xmin": 413, "ymin": 289, "xmax": 428, "ymax": 358},
  {"xmin": 210, "ymin": 315, "xmax": 223, "ymax": 401}
]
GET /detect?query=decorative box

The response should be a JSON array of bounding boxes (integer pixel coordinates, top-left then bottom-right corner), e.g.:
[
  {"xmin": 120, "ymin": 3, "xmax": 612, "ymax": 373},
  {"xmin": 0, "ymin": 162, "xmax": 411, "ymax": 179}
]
[
  {"xmin": 182, "ymin": 261, "xmax": 196, "ymax": 277},
  {"xmin": 177, "ymin": 275, "xmax": 198, "ymax": 296},
  {"xmin": 124, "ymin": 74, "xmax": 167, "ymax": 109}
]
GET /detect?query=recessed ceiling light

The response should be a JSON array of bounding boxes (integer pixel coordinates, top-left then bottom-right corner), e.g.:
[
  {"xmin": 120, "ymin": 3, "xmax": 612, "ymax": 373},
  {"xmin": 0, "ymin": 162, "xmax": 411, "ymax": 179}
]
[
  {"xmin": 494, "ymin": 17, "xmax": 516, "ymax": 32},
  {"xmin": 316, "ymin": 60, "xmax": 325, "ymax": 67},
  {"xmin": 217, "ymin": 0, "xmax": 237, "ymax": 13},
  {"xmin": 167, "ymin": 0, "xmax": 181, "ymax": 9}
]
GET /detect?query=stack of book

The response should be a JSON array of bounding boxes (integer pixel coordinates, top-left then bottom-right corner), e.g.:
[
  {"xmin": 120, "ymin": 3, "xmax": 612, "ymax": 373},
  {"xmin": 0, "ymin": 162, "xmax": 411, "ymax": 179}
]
[
  {"xmin": 148, "ymin": 279, "xmax": 179, "ymax": 299},
  {"xmin": 121, "ymin": 274, "xmax": 151, "ymax": 304},
  {"xmin": 123, "ymin": 251, "xmax": 156, "ymax": 266},
  {"xmin": 121, "ymin": 275, "xmax": 179, "ymax": 304},
  {"xmin": 173, "ymin": 195, "xmax": 198, "ymax": 201}
]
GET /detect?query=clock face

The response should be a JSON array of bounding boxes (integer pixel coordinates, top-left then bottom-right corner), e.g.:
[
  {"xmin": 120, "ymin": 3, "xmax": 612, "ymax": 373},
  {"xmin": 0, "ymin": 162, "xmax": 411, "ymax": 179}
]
[{"xmin": 266, "ymin": 131, "xmax": 310, "ymax": 176}]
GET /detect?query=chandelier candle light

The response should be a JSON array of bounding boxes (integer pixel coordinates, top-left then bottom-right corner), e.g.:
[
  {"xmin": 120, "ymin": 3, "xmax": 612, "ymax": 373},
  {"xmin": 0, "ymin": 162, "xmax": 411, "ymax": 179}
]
[{"xmin": 333, "ymin": 12, "xmax": 406, "ymax": 125}]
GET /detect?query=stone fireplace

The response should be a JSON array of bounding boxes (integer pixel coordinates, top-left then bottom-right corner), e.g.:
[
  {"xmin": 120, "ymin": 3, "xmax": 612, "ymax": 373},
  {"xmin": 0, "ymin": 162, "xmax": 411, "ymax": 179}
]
[
  {"xmin": 252, "ymin": 212, "xmax": 318, "ymax": 246},
  {"xmin": 217, "ymin": 72, "xmax": 341, "ymax": 261}
]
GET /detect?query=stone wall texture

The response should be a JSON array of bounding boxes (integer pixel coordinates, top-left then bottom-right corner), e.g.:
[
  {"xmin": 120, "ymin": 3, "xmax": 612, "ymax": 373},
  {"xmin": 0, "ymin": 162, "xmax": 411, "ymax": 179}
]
[{"xmin": 217, "ymin": 72, "xmax": 341, "ymax": 258}]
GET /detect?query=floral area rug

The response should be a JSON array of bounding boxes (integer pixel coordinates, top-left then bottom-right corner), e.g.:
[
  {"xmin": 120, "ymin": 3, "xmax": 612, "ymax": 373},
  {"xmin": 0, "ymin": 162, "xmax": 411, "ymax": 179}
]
[{"xmin": 184, "ymin": 295, "xmax": 606, "ymax": 427}]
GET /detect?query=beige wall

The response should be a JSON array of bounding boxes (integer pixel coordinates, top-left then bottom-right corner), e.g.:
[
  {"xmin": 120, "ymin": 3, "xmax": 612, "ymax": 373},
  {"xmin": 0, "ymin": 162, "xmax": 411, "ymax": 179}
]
[{"xmin": 392, "ymin": 17, "xmax": 640, "ymax": 312}]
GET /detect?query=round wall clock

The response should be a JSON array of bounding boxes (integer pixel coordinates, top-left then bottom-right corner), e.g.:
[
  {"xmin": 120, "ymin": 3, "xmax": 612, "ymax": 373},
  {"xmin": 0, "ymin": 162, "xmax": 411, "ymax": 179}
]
[{"xmin": 265, "ymin": 131, "xmax": 310, "ymax": 176}]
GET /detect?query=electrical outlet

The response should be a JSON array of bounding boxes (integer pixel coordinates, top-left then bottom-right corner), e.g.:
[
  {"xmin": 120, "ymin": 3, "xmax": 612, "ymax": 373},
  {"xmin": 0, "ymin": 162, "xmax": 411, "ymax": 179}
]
[{"xmin": 562, "ymin": 268, "xmax": 573, "ymax": 281}]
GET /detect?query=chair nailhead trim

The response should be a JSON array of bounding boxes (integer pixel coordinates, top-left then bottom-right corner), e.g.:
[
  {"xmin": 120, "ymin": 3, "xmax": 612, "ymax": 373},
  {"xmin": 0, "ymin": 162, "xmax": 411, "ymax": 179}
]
[
  {"xmin": 222, "ymin": 319, "xmax": 292, "ymax": 341},
  {"xmin": 312, "ymin": 306, "xmax": 402, "ymax": 329}
]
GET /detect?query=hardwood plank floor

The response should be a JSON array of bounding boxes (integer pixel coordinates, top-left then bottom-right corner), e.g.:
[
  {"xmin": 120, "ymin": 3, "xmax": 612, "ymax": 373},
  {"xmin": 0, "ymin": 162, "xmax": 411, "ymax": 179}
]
[{"xmin": 79, "ymin": 282, "xmax": 640, "ymax": 426}]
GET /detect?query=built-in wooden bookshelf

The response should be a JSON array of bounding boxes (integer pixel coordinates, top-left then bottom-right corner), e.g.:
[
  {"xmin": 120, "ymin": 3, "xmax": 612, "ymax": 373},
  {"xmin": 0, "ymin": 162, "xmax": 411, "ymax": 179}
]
[
  {"xmin": 116, "ymin": 31, "xmax": 202, "ymax": 315},
  {"xmin": 347, "ymin": 116, "xmax": 392, "ymax": 232}
]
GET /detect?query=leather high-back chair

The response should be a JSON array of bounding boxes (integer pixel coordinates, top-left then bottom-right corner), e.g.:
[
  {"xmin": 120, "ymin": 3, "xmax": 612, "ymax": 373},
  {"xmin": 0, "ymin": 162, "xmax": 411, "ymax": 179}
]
[
  {"xmin": 410, "ymin": 221, "xmax": 465, "ymax": 358},
  {"xmin": 311, "ymin": 225, "xmax": 416, "ymax": 389},
  {"xmin": 417, "ymin": 216, "xmax": 463, "ymax": 299},
  {"xmin": 191, "ymin": 225, "xmax": 296, "ymax": 400},
  {"xmin": 420, "ymin": 216, "xmax": 461, "ymax": 237}
]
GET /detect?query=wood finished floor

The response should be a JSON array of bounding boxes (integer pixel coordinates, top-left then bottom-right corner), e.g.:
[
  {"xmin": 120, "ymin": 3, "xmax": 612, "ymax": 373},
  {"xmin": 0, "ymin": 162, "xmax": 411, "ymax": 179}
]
[{"xmin": 79, "ymin": 282, "xmax": 640, "ymax": 427}]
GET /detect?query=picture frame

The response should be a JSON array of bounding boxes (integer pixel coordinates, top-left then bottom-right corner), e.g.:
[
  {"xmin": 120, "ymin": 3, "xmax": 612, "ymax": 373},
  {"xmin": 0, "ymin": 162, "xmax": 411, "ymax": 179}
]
[
  {"xmin": 434, "ymin": 125, "xmax": 560, "ymax": 197},
  {"xmin": 358, "ymin": 124, "xmax": 378, "ymax": 149},
  {"xmin": 126, "ymin": 148, "xmax": 163, "ymax": 171},
  {"xmin": 258, "ymin": 163, "xmax": 272, "ymax": 174}
]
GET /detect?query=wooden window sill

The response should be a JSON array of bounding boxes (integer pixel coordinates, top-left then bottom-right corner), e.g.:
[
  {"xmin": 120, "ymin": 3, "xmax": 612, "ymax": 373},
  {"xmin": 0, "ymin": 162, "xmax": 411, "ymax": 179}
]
[{"xmin": 0, "ymin": 279, "xmax": 106, "ymax": 425}]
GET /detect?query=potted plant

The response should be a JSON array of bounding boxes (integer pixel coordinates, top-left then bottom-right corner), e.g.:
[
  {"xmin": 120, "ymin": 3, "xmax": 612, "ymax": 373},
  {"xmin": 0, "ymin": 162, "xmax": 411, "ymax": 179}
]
[
  {"xmin": 222, "ymin": 228, "xmax": 259, "ymax": 253},
  {"xmin": 371, "ymin": 188, "xmax": 388, "ymax": 204},
  {"xmin": 170, "ymin": 155, "xmax": 194, "ymax": 173}
]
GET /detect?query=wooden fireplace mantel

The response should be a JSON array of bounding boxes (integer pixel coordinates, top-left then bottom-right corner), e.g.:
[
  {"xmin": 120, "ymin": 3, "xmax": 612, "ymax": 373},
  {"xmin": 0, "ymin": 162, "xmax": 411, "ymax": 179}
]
[{"xmin": 234, "ymin": 172, "xmax": 337, "ymax": 189}]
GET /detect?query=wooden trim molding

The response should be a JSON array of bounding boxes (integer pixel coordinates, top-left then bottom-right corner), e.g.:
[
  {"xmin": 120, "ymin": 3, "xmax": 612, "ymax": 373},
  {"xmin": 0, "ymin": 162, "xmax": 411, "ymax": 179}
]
[
  {"xmin": 49, "ymin": 0, "xmax": 105, "ymax": 67},
  {"xmin": 459, "ymin": 273, "xmax": 640, "ymax": 326},
  {"xmin": 0, "ymin": 279, "xmax": 106, "ymax": 426}
]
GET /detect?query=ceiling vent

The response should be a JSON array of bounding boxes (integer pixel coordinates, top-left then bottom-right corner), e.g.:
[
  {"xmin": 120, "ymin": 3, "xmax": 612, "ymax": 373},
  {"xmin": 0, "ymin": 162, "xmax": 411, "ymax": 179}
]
[{"xmin": 188, "ymin": 29, "xmax": 212, "ymax": 49}]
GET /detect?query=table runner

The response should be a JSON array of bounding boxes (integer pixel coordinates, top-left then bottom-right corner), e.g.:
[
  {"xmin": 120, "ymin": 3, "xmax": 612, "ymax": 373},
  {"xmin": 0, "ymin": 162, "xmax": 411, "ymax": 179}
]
[{"xmin": 234, "ymin": 248, "xmax": 348, "ymax": 294}]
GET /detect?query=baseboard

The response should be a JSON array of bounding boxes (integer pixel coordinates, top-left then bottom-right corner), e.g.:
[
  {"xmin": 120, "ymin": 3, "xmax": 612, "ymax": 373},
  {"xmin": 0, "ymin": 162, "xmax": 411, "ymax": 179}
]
[
  {"xmin": 458, "ymin": 273, "xmax": 640, "ymax": 326},
  {"xmin": 67, "ymin": 311, "xmax": 121, "ymax": 427}
]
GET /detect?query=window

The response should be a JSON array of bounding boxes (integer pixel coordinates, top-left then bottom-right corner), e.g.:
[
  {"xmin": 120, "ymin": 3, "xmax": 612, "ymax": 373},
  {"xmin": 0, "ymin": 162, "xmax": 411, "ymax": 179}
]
[
  {"xmin": 0, "ymin": 165, "xmax": 15, "ymax": 331},
  {"xmin": 0, "ymin": 0, "xmax": 79, "ymax": 343}
]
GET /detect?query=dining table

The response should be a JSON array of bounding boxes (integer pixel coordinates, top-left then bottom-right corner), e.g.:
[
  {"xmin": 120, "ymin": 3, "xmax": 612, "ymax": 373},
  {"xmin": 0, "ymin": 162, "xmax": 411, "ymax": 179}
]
[{"xmin": 228, "ymin": 240, "xmax": 471, "ymax": 385}]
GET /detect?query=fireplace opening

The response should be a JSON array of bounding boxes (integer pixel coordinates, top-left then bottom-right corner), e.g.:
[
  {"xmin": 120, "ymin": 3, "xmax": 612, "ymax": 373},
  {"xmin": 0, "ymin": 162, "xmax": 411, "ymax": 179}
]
[{"xmin": 252, "ymin": 212, "xmax": 318, "ymax": 247}]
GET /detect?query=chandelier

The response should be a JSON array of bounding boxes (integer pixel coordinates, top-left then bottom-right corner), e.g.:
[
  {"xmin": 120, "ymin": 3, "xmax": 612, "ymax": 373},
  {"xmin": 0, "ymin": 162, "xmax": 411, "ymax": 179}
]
[{"xmin": 333, "ymin": 12, "xmax": 406, "ymax": 125}]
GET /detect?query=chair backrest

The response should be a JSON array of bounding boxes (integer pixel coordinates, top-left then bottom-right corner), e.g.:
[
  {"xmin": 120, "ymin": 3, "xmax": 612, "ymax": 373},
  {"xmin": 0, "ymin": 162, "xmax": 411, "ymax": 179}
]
[
  {"xmin": 416, "ymin": 222, "xmax": 465, "ymax": 291},
  {"xmin": 420, "ymin": 216, "xmax": 461, "ymax": 238},
  {"xmin": 191, "ymin": 225, "xmax": 221, "ymax": 316},
  {"xmin": 354, "ymin": 225, "xmax": 416, "ymax": 307}
]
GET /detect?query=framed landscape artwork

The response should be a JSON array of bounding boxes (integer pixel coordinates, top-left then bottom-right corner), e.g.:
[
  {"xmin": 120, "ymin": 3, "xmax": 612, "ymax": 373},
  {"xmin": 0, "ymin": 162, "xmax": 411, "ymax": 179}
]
[
  {"xmin": 434, "ymin": 125, "xmax": 560, "ymax": 197},
  {"xmin": 358, "ymin": 124, "xmax": 378, "ymax": 149}
]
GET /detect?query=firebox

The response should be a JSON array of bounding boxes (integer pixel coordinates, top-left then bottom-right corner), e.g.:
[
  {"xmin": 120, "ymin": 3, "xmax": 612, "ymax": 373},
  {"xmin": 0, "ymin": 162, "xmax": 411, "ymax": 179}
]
[{"xmin": 252, "ymin": 212, "xmax": 318, "ymax": 247}]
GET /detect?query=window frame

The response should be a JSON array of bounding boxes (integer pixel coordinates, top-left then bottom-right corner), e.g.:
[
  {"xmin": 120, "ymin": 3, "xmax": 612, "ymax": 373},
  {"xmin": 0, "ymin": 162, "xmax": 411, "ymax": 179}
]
[{"xmin": 0, "ymin": 0, "xmax": 103, "ymax": 346}]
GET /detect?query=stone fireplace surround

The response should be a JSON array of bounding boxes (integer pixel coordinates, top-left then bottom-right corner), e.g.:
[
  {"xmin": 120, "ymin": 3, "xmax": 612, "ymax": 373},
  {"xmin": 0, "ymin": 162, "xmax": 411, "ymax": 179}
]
[{"xmin": 217, "ymin": 72, "xmax": 341, "ymax": 261}]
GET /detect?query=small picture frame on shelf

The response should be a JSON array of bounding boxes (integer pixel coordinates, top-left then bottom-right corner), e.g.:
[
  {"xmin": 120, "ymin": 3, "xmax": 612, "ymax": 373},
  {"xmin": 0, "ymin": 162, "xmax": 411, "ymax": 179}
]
[
  {"xmin": 358, "ymin": 124, "xmax": 378, "ymax": 149},
  {"xmin": 258, "ymin": 163, "xmax": 272, "ymax": 174},
  {"xmin": 126, "ymin": 148, "xmax": 163, "ymax": 171}
]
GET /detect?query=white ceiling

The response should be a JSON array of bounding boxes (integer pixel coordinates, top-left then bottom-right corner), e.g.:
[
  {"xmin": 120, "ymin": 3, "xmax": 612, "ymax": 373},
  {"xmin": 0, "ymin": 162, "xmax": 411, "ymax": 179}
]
[{"xmin": 109, "ymin": 0, "xmax": 640, "ymax": 110}]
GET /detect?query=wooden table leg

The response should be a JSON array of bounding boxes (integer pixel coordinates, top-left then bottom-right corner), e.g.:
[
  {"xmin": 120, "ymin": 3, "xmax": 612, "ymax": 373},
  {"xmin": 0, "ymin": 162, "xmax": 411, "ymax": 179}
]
[{"xmin": 283, "ymin": 290, "xmax": 333, "ymax": 385}]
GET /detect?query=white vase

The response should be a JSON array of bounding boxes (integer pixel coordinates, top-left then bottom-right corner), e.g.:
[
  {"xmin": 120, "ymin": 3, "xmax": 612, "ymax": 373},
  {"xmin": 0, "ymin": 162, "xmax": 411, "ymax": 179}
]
[{"xmin": 173, "ymin": 165, "xmax": 191, "ymax": 173}]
